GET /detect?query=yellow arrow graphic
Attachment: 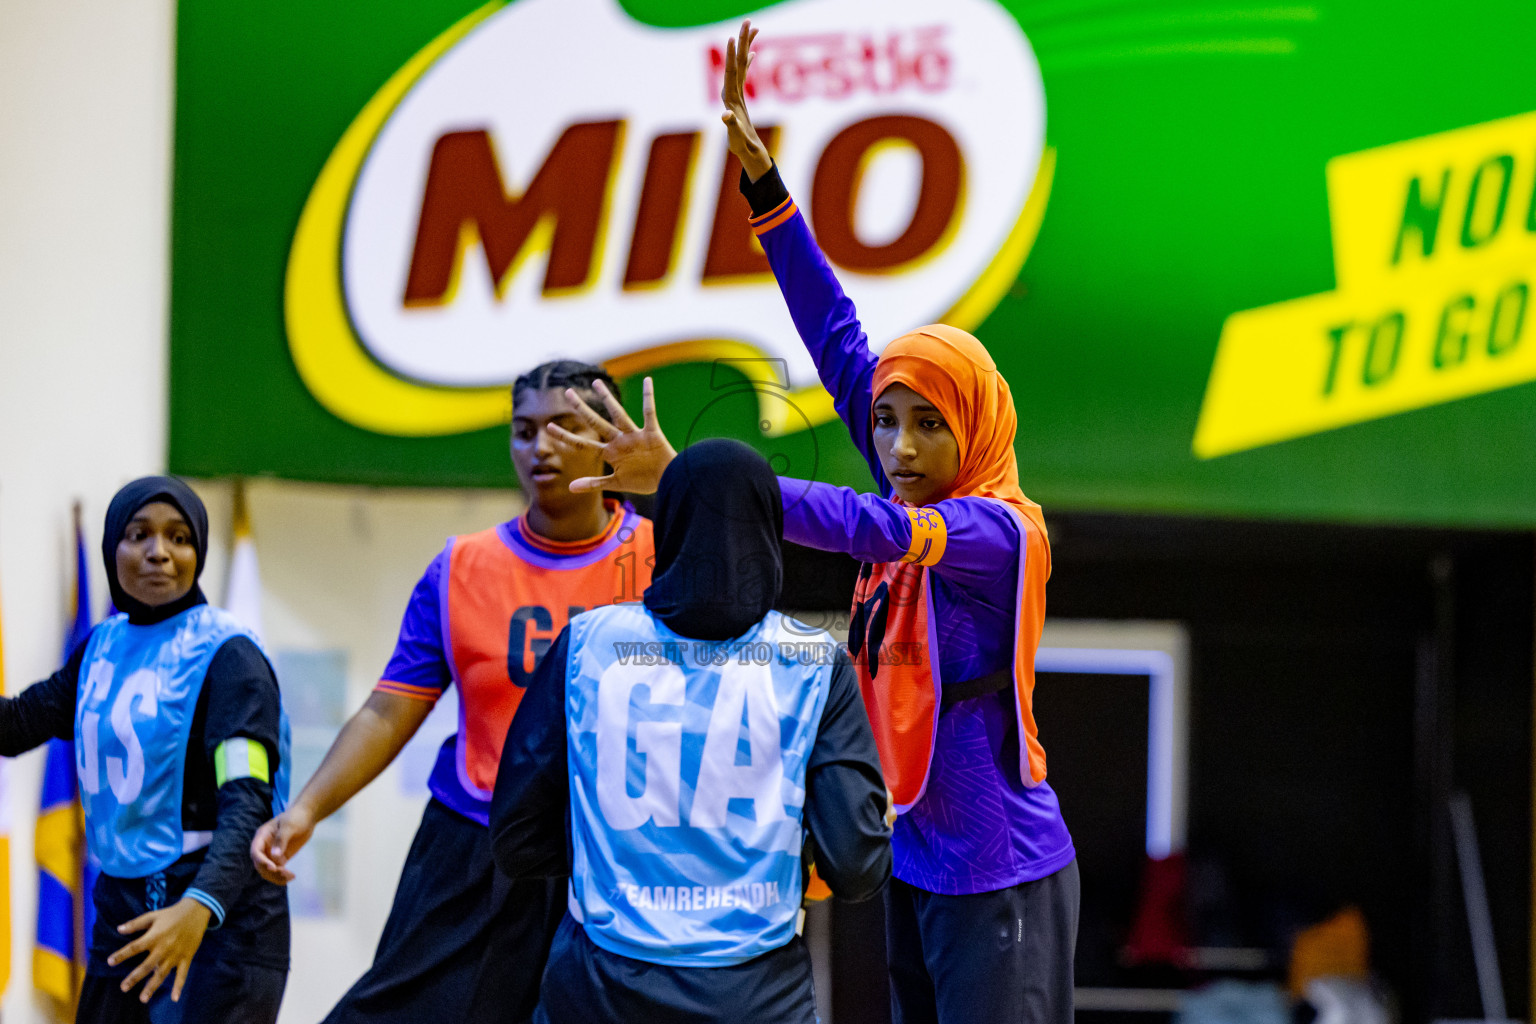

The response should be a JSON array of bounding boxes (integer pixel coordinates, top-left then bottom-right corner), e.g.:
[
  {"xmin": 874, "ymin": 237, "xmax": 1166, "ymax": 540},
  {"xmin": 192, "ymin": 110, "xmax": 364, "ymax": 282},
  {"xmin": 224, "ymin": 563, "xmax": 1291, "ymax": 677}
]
[{"xmin": 1194, "ymin": 109, "xmax": 1536, "ymax": 458}]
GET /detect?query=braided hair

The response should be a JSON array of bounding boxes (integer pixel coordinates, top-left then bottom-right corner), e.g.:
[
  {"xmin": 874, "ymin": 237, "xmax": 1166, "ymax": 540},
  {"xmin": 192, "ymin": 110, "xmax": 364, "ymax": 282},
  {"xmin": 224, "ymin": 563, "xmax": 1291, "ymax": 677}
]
[{"xmin": 512, "ymin": 359, "xmax": 623, "ymax": 422}]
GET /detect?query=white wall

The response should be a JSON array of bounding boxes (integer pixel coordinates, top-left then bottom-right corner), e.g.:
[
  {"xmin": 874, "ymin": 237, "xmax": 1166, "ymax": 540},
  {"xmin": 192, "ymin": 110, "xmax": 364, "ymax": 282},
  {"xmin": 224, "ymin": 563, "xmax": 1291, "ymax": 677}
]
[
  {"xmin": 0, "ymin": 0, "xmax": 175, "ymax": 1018},
  {"xmin": 0, "ymin": 3, "xmax": 530, "ymax": 1019}
]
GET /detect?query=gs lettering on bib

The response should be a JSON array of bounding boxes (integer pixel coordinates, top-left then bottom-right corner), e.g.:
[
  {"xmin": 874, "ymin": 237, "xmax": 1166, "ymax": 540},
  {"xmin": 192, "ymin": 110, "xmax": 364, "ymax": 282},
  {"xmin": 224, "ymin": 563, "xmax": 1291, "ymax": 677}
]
[
  {"xmin": 441, "ymin": 507, "xmax": 654, "ymax": 803},
  {"xmin": 76, "ymin": 605, "xmax": 290, "ymax": 877}
]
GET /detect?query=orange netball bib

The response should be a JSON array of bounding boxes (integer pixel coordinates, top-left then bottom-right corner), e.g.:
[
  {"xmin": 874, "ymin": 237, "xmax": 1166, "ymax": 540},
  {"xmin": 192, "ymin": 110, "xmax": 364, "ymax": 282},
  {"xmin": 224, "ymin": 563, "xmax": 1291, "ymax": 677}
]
[
  {"xmin": 444, "ymin": 504, "xmax": 653, "ymax": 797},
  {"xmin": 849, "ymin": 499, "xmax": 1051, "ymax": 811},
  {"xmin": 849, "ymin": 556, "xmax": 940, "ymax": 810}
]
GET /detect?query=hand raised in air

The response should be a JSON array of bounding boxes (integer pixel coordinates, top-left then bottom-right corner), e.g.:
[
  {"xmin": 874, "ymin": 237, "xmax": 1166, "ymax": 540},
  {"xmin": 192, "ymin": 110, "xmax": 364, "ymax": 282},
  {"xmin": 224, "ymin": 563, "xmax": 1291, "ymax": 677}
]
[
  {"xmin": 721, "ymin": 19, "xmax": 772, "ymax": 183},
  {"xmin": 550, "ymin": 376, "xmax": 677, "ymax": 495}
]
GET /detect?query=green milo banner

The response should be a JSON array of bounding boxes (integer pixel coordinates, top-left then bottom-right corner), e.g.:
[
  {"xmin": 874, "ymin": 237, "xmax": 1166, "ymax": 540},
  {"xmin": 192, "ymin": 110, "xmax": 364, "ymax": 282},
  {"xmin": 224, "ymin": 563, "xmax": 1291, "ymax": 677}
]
[{"xmin": 171, "ymin": 0, "xmax": 1536, "ymax": 524}]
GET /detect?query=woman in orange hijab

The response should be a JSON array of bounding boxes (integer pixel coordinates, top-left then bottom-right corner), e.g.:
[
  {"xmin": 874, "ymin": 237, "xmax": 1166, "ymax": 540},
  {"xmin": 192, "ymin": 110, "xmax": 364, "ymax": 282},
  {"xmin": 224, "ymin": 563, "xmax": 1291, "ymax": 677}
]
[{"xmin": 554, "ymin": 22, "xmax": 1080, "ymax": 1024}]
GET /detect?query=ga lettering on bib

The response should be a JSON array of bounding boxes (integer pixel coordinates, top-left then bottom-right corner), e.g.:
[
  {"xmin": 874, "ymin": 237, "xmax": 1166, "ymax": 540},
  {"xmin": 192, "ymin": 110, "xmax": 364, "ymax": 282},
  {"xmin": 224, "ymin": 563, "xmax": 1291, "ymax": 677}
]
[{"xmin": 564, "ymin": 605, "xmax": 832, "ymax": 966}]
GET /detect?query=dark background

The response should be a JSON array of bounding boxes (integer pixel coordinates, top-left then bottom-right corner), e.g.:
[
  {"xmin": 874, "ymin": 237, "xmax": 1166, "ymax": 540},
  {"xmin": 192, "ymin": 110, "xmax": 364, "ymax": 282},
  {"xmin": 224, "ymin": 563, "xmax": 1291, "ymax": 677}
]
[{"xmin": 780, "ymin": 513, "xmax": 1534, "ymax": 1024}]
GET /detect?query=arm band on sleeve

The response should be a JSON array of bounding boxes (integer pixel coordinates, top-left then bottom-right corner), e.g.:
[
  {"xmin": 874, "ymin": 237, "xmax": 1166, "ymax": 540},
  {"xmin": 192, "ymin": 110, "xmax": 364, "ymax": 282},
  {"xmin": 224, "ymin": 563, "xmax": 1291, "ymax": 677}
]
[
  {"xmin": 900, "ymin": 507, "xmax": 948, "ymax": 567},
  {"xmin": 213, "ymin": 737, "xmax": 270, "ymax": 787},
  {"xmin": 374, "ymin": 679, "xmax": 442, "ymax": 702},
  {"xmin": 750, "ymin": 197, "xmax": 798, "ymax": 236},
  {"xmin": 182, "ymin": 887, "xmax": 226, "ymax": 928}
]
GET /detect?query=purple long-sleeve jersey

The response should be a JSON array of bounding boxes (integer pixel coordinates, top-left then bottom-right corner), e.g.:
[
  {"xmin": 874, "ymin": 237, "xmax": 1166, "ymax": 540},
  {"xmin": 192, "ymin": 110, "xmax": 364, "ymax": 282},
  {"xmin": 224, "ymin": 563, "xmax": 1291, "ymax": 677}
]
[{"xmin": 751, "ymin": 174, "xmax": 1074, "ymax": 895}]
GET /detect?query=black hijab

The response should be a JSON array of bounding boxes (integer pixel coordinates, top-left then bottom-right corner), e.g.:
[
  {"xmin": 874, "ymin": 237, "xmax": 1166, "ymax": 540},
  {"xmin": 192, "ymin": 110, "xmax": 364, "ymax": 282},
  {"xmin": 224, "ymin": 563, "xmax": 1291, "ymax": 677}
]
[
  {"xmin": 102, "ymin": 475, "xmax": 210, "ymax": 625},
  {"xmin": 643, "ymin": 440, "xmax": 783, "ymax": 641}
]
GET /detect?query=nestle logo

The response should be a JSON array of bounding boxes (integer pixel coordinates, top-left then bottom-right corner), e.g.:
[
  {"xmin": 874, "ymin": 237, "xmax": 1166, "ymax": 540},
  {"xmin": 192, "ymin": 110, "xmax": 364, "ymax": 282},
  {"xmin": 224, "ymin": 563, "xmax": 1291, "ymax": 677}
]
[{"xmin": 706, "ymin": 27, "xmax": 953, "ymax": 104}]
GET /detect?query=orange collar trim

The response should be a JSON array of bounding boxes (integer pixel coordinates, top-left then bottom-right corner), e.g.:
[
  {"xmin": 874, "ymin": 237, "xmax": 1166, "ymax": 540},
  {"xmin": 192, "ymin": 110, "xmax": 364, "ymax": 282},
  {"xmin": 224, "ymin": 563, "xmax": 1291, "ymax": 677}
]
[{"xmin": 517, "ymin": 499, "xmax": 625, "ymax": 555}]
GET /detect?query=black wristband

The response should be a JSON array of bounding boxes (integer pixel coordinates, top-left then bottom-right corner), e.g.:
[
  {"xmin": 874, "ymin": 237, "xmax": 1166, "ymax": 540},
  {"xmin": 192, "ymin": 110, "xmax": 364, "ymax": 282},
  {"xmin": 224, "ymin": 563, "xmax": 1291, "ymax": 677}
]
[{"xmin": 739, "ymin": 163, "xmax": 790, "ymax": 217}]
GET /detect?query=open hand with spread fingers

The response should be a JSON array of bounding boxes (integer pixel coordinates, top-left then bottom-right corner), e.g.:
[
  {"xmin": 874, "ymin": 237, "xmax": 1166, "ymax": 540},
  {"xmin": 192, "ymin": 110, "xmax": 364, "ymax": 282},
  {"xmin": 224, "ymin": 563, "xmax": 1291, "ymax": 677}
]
[
  {"xmin": 107, "ymin": 897, "xmax": 212, "ymax": 1004},
  {"xmin": 550, "ymin": 376, "xmax": 677, "ymax": 495},
  {"xmin": 721, "ymin": 19, "xmax": 773, "ymax": 182}
]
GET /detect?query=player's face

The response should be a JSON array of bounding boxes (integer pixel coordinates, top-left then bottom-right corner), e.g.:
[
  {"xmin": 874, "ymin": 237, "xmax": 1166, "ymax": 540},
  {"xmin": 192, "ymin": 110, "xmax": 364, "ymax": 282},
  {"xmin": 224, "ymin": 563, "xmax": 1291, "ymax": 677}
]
[
  {"xmin": 511, "ymin": 387, "xmax": 609, "ymax": 512},
  {"xmin": 116, "ymin": 502, "xmax": 198, "ymax": 607},
  {"xmin": 872, "ymin": 384, "xmax": 961, "ymax": 506}
]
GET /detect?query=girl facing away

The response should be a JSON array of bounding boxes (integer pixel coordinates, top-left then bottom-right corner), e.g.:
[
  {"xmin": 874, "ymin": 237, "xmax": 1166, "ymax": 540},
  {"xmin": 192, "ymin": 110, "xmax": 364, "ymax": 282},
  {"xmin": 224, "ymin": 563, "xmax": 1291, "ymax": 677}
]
[
  {"xmin": 0, "ymin": 476, "xmax": 291, "ymax": 1024},
  {"xmin": 492, "ymin": 439, "xmax": 890, "ymax": 1024},
  {"xmin": 250, "ymin": 360, "xmax": 655, "ymax": 1024},
  {"xmin": 555, "ymin": 23, "xmax": 1080, "ymax": 1024}
]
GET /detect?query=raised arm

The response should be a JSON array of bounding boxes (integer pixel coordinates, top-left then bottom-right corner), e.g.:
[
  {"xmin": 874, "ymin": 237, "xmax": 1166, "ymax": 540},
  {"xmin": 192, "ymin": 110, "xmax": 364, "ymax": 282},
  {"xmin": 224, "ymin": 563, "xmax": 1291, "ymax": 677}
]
[{"xmin": 722, "ymin": 21, "xmax": 885, "ymax": 487}]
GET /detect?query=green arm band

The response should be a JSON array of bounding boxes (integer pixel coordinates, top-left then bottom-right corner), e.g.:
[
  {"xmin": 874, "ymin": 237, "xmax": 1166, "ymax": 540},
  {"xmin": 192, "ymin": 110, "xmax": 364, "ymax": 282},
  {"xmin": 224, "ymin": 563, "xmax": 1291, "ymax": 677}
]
[{"xmin": 214, "ymin": 736, "xmax": 271, "ymax": 787}]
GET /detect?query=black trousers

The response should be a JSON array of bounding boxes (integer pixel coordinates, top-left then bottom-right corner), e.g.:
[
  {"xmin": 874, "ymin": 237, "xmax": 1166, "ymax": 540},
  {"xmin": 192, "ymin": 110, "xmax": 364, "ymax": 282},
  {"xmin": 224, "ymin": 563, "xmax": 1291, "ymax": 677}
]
[
  {"xmin": 886, "ymin": 860, "xmax": 1080, "ymax": 1024},
  {"xmin": 78, "ymin": 962, "xmax": 286, "ymax": 1024},
  {"xmin": 535, "ymin": 913, "xmax": 820, "ymax": 1024},
  {"xmin": 323, "ymin": 798, "xmax": 566, "ymax": 1024},
  {"xmin": 80, "ymin": 854, "xmax": 289, "ymax": 1024}
]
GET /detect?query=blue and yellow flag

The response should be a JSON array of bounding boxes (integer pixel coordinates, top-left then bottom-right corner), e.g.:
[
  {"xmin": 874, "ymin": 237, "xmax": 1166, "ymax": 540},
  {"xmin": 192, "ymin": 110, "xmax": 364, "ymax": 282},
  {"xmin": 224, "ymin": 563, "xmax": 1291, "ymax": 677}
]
[
  {"xmin": 34, "ymin": 504, "xmax": 96, "ymax": 1009},
  {"xmin": 0, "ymin": 557, "xmax": 15, "ymax": 1000}
]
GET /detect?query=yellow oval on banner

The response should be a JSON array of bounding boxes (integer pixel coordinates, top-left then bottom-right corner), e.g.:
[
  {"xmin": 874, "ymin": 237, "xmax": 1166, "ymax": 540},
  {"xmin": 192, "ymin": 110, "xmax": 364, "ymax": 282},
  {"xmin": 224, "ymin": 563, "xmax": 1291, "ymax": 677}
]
[
  {"xmin": 285, "ymin": 3, "xmax": 510, "ymax": 437},
  {"xmin": 285, "ymin": 1, "xmax": 1054, "ymax": 438}
]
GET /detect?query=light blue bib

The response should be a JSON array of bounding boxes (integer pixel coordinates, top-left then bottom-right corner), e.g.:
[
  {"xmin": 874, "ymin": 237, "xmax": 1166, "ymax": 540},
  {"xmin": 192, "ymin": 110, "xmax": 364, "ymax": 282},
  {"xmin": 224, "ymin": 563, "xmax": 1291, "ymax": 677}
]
[
  {"xmin": 76, "ymin": 605, "xmax": 289, "ymax": 877},
  {"xmin": 565, "ymin": 605, "xmax": 833, "ymax": 966}
]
